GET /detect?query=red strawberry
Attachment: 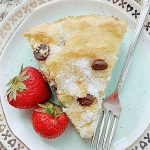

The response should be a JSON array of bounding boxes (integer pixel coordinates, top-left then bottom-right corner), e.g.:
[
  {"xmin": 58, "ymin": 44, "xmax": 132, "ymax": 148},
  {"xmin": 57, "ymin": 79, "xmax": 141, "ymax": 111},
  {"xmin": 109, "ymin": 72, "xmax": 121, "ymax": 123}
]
[
  {"xmin": 6, "ymin": 66, "xmax": 51, "ymax": 109},
  {"xmin": 32, "ymin": 103, "xmax": 68, "ymax": 139}
]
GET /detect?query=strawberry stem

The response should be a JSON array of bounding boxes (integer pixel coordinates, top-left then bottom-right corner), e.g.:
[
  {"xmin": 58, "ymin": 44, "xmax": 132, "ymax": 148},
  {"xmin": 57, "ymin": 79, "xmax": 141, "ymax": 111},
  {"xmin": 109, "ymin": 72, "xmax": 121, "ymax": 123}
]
[
  {"xmin": 6, "ymin": 65, "xmax": 30, "ymax": 100},
  {"xmin": 37, "ymin": 103, "xmax": 62, "ymax": 117},
  {"xmin": 46, "ymin": 105, "xmax": 52, "ymax": 113}
]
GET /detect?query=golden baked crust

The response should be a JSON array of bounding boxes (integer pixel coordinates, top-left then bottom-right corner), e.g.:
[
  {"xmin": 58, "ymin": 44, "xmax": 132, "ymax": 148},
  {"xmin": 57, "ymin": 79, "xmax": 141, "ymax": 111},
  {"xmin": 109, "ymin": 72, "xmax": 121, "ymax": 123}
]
[{"xmin": 24, "ymin": 15, "xmax": 127, "ymax": 138}]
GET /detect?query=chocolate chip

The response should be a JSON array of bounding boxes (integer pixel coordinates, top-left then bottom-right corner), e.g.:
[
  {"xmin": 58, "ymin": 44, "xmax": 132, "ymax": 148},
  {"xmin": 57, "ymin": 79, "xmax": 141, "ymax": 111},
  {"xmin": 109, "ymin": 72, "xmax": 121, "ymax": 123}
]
[
  {"xmin": 34, "ymin": 44, "xmax": 50, "ymax": 61},
  {"xmin": 91, "ymin": 59, "xmax": 108, "ymax": 70},
  {"xmin": 77, "ymin": 95, "xmax": 94, "ymax": 106},
  {"xmin": 40, "ymin": 44, "xmax": 47, "ymax": 49}
]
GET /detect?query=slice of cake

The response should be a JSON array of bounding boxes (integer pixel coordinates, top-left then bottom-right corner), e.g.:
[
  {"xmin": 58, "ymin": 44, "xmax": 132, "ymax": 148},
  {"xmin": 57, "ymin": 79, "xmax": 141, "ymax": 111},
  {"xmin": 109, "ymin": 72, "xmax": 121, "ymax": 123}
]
[{"xmin": 24, "ymin": 15, "xmax": 127, "ymax": 138}]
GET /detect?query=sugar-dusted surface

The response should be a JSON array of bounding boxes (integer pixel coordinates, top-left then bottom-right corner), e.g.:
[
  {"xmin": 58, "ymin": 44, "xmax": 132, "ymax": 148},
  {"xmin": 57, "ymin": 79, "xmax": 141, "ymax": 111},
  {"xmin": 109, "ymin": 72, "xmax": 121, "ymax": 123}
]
[{"xmin": 57, "ymin": 57, "xmax": 107, "ymax": 98}]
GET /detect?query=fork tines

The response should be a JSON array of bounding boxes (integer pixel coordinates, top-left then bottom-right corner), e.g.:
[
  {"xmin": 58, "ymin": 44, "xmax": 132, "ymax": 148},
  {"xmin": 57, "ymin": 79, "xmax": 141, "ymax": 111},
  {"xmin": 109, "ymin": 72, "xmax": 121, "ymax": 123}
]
[{"xmin": 91, "ymin": 110, "xmax": 117, "ymax": 150}]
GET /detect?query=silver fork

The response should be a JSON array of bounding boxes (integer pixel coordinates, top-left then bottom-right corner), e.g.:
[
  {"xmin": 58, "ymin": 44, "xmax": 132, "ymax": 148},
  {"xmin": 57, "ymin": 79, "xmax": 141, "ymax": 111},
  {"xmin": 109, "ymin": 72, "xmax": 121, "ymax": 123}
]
[{"xmin": 91, "ymin": 0, "xmax": 150, "ymax": 149}]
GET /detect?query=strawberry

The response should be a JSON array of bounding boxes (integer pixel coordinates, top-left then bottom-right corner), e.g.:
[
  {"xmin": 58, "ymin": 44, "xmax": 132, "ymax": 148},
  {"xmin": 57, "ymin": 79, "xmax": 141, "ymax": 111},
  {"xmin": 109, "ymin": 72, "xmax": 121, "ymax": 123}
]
[
  {"xmin": 6, "ymin": 66, "xmax": 51, "ymax": 109},
  {"xmin": 32, "ymin": 103, "xmax": 68, "ymax": 139}
]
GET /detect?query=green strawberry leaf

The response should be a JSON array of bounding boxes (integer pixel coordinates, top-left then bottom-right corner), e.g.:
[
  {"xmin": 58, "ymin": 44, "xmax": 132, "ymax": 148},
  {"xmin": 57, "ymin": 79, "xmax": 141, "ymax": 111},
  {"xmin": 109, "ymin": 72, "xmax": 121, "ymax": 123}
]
[
  {"xmin": 18, "ymin": 88, "xmax": 24, "ymax": 93},
  {"xmin": 47, "ymin": 105, "xmax": 52, "ymax": 113},
  {"xmin": 20, "ymin": 64, "xmax": 24, "ymax": 74},
  {"xmin": 20, "ymin": 75, "xmax": 30, "ymax": 81},
  {"xmin": 6, "ymin": 88, "xmax": 11, "ymax": 95},
  {"xmin": 20, "ymin": 71, "xmax": 27, "ymax": 77},
  {"xmin": 6, "ymin": 65, "xmax": 29, "ymax": 100},
  {"xmin": 35, "ymin": 109, "xmax": 47, "ymax": 113},
  {"xmin": 8, "ymin": 92, "xmax": 13, "ymax": 100},
  {"xmin": 12, "ymin": 90, "xmax": 17, "ymax": 100},
  {"xmin": 18, "ymin": 82, "xmax": 27, "ymax": 90},
  {"xmin": 6, "ymin": 78, "xmax": 14, "ymax": 86},
  {"xmin": 49, "ymin": 86, "xmax": 63, "ymax": 107},
  {"xmin": 38, "ymin": 104, "xmax": 48, "ymax": 109}
]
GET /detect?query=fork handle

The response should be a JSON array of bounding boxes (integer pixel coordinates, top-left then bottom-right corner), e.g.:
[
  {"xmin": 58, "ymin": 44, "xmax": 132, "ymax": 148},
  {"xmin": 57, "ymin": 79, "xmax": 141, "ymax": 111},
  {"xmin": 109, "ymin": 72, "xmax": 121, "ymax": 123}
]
[{"xmin": 116, "ymin": 0, "xmax": 150, "ymax": 91}]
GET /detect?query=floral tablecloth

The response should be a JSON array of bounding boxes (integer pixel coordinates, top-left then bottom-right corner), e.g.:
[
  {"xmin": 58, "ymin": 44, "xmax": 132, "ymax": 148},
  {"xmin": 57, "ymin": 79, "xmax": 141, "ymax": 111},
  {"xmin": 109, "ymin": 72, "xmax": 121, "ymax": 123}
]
[{"xmin": 0, "ymin": 0, "xmax": 150, "ymax": 150}]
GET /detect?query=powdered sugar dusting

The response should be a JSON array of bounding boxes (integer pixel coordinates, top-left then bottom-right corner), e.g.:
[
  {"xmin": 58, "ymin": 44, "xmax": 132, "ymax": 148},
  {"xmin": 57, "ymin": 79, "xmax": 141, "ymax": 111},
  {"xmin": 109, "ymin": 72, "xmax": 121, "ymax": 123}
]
[
  {"xmin": 82, "ymin": 111, "xmax": 95, "ymax": 122},
  {"xmin": 72, "ymin": 58, "xmax": 106, "ymax": 98},
  {"xmin": 63, "ymin": 76, "xmax": 81, "ymax": 96},
  {"xmin": 57, "ymin": 57, "xmax": 107, "ymax": 98},
  {"xmin": 72, "ymin": 58, "xmax": 91, "ymax": 77},
  {"xmin": 88, "ymin": 78, "xmax": 105, "ymax": 97},
  {"xmin": 50, "ymin": 44, "xmax": 62, "ymax": 55}
]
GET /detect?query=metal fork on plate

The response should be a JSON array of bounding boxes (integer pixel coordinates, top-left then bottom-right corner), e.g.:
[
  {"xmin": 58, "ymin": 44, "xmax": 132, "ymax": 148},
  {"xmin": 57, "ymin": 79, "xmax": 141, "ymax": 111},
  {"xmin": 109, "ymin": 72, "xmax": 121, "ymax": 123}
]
[{"xmin": 91, "ymin": 0, "xmax": 150, "ymax": 149}]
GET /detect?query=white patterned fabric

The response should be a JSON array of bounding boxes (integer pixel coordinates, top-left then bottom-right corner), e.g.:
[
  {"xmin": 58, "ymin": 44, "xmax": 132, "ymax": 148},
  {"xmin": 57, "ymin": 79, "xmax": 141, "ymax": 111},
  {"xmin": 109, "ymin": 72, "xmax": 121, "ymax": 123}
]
[{"xmin": 0, "ymin": 0, "xmax": 24, "ymax": 22}]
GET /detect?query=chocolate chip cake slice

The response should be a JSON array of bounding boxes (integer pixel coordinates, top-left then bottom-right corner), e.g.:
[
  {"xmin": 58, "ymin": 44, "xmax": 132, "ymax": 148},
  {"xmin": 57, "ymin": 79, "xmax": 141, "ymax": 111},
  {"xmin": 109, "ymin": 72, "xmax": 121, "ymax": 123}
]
[{"xmin": 24, "ymin": 15, "xmax": 127, "ymax": 138}]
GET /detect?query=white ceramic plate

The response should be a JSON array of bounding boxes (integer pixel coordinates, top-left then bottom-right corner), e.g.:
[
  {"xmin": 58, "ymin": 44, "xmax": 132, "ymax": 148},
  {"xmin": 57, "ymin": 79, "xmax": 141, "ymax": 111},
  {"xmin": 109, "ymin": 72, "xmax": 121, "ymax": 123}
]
[{"xmin": 0, "ymin": 0, "xmax": 150, "ymax": 150}]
